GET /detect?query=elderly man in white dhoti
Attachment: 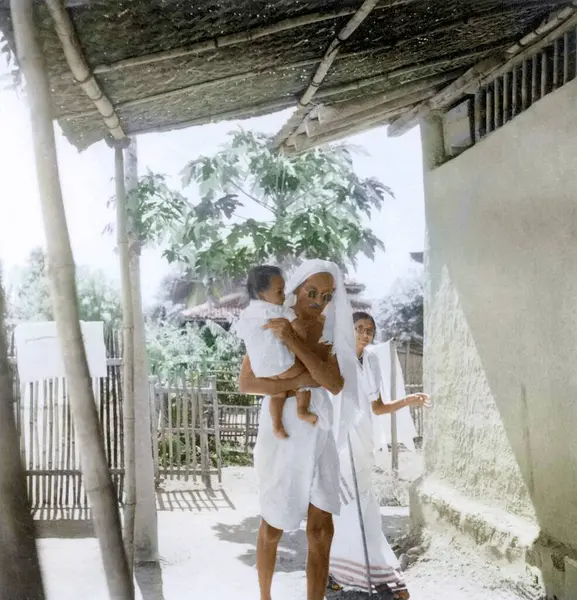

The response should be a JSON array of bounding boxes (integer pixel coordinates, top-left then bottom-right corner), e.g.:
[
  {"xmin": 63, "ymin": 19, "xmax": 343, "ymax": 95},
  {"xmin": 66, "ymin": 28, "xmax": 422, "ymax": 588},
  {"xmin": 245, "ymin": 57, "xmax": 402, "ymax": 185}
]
[{"xmin": 239, "ymin": 259, "xmax": 360, "ymax": 600}]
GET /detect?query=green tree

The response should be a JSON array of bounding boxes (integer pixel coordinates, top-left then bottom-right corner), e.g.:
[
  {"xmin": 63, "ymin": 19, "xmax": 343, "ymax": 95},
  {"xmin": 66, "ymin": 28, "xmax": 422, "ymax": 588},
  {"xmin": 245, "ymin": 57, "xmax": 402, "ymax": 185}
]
[
  {"xmin": 130, "ymin": 130, "xmax": 393, "ymax": 282},
  {"xmin": 8, "ymin": 247, "xmax": 122, "ymax": 324},
  {"xmin": 376, "ymin": 267, "xmax": 424, "ymax": 343}
]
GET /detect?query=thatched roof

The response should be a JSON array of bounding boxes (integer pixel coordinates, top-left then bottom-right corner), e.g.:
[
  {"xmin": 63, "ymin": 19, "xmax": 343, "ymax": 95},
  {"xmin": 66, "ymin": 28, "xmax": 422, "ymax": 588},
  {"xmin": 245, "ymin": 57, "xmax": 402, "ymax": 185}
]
[{"xmin": 0, "ymin": 1, "xmax": 572, "ymax": 150}]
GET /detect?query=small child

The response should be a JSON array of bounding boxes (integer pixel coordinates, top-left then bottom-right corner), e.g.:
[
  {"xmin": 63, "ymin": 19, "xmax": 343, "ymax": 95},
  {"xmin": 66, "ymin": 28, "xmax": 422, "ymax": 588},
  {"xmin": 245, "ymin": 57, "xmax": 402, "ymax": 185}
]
[{"xmin": 233, "ymin": 265, "xmax": 317, "ymax": 439}]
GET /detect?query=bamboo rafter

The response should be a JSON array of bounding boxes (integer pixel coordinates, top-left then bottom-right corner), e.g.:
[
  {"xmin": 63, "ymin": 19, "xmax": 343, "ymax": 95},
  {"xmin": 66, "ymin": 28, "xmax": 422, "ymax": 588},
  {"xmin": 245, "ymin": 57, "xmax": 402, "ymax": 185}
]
[
  {"xmin": 286, "ymin": 110, "xmax": 404, "ymax": 154},
  {"xmin": 388, "ymin": 3, "xmax": 577, "ymax": 137},
  {"xmin": 274, "ymin": 0, "xmax": 381, "ymax": 149},
  {"xmin": 294, "ymin": 70, "xmax": 460, "ymax": 138},
  {"xmin": 43, "ymin": 0, "xmax": 125, "ymax": 141},
  {"xmin": 300, "ymin": 87, "xmax": 438, "ymax": 140},
  {"xmin": 92, "ymin": 0, "xmax": 421, "ymax": 75}
]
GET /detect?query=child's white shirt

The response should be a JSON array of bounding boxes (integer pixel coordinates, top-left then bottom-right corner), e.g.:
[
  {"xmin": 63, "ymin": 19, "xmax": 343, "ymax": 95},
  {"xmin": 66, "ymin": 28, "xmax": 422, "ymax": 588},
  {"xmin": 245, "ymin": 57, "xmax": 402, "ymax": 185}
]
[{"xmin": 233, "ymin": 300, "xmax": 297, "ymax": 378}]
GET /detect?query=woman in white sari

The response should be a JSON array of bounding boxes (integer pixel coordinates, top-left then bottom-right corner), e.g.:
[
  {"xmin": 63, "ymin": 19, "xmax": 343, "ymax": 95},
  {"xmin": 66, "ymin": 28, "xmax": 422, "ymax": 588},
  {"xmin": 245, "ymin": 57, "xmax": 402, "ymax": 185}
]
[{"xmin": 329, "ymin": 312, "xmax": 430, "ymax": 599}]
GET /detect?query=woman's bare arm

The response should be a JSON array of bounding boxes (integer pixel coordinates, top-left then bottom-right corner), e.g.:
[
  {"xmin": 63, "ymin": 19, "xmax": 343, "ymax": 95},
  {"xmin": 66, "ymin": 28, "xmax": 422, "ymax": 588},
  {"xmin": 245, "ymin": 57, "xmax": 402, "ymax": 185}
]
[
  {"xmin": 238, "ymin": 356, "xmax": 317, "ymax": 395},
  {"xmin": 371, "ymin": 393, "xmax": 430, "ymax": 416},
  {"xmin": 264, "ymin": 319, "xmax": 344, "ymax": 395}
]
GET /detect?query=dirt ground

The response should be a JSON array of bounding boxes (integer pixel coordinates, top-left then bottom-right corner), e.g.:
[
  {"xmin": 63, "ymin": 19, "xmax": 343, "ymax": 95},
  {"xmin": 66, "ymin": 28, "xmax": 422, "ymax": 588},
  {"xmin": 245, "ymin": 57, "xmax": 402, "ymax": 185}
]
[{"xmin": 36, "ymin": 462, "xmax": 533, "ymax": 600}]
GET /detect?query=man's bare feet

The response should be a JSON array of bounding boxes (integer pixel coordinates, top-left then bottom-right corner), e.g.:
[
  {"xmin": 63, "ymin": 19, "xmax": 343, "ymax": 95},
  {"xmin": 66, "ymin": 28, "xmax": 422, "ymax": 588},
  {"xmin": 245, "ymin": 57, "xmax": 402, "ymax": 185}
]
[
  {"xmin": 298, "ymin": 411, "xmax": 318, "ymax": 426},
  {"xmin": 273, "ymin": 425, "xmax": 289, "ymax": 439}
]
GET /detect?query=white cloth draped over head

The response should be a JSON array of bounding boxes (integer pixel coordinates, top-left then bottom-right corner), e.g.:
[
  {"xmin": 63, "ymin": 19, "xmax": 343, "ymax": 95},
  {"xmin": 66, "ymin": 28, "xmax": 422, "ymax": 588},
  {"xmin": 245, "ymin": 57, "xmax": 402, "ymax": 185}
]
[{"xmin": 284, "ymin": 259, "xmax": 361, "ymax": 450}]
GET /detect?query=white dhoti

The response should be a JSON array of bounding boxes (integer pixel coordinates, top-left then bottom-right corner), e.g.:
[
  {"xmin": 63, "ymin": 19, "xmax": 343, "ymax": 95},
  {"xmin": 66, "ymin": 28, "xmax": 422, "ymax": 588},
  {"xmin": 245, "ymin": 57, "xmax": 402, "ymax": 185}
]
[{"xmin": 254, "ymin": 389, "xmax": 340, "ymax": 531}]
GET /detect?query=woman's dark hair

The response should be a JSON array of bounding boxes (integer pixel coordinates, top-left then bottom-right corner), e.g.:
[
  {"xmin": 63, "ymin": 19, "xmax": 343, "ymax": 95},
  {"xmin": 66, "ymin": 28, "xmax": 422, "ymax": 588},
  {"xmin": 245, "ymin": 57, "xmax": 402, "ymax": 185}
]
[
  {"xmin": 246, "ymin": 265, "xmax": 283, "ymax": 300},
  {"xmin": 353, "ymin": 311, "xmax": 376, "ymax": 333}
]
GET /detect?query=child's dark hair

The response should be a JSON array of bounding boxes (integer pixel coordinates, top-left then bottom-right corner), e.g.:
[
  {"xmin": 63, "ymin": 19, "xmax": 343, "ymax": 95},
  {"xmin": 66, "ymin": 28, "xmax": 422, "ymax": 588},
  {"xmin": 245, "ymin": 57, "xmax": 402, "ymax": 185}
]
[
  {"xmin": 246, "ymin": 265, "xmax": 283, "ymax": 300},
  {"xmin": 353, "ymin": 311, "xmax": 376, "ymax": 332}
]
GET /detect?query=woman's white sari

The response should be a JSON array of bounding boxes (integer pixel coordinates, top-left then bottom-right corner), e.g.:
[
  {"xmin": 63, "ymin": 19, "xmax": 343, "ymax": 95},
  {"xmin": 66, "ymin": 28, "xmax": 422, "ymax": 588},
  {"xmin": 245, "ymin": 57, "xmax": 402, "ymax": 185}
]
[{"xmin": 330, "ymin": 342, "xmax": 413, "ymax": 595}]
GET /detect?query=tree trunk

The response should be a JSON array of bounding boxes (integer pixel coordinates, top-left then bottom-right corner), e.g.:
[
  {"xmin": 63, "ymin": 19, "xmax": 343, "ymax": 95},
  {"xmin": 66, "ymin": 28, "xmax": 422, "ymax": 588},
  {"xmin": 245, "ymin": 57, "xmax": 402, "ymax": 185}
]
[
  {"xmin": 116, "ymin": 147, "xmax": 136, "ymax": 573},
  {"xmin": 0, "ymin": 270, "xmax": 46, "ymax": 599},
  {"xmin": 11, "ymin": 2, "xmax": 133, "ymax": 597},
  {"xmin": 125, "ymin": 139, "xmax": 159, "ymax": 563}
]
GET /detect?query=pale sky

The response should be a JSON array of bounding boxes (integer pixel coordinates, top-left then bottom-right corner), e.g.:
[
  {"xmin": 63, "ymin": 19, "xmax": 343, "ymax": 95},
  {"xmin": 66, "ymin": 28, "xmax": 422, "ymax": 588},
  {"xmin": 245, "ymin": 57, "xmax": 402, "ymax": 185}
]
[{"xmin": 0, "ymin": 69, "xmax": 424, "ymax": 306}]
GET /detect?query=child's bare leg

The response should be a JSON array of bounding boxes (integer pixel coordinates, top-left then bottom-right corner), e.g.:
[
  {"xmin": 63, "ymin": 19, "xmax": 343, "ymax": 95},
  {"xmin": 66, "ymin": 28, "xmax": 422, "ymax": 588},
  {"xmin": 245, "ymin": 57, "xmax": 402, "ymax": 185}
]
[
  {"xmin": 296, "ymin": 390, "xmax": 317, "ymax": 426},
  {"xmin": 269, "ymin": 394, "xmax": 289, "ymax": 439}
]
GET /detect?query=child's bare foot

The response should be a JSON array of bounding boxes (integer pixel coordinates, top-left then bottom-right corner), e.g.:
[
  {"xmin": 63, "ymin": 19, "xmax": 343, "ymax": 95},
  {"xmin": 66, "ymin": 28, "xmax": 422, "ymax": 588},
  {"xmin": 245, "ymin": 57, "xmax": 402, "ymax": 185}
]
[
  {"xmin": 273, "ymin": 425, "xmax": 289, "ymax": 439},
  {"xmin": 298, "ymin": 411, "xmax": 318, "ymax": 426}
]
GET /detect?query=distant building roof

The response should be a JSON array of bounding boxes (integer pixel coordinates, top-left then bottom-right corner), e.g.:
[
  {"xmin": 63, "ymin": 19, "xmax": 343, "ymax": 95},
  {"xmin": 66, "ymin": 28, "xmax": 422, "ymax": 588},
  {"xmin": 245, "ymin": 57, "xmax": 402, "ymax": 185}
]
[{"xmin": 182, "ymin": 289, "xmax": 371, "ymax": 322}]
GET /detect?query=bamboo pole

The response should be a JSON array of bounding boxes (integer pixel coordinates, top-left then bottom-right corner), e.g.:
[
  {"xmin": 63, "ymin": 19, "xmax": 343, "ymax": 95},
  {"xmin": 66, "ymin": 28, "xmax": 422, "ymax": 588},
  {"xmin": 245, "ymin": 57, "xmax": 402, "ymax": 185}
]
[
  {"xmin": 473, "ymin": 89, "xmax": 482, "ymax": 141},
  {"xmin": 317, "ymin": 45, "xmax": 510, "ymax": 99},
  {"xmin": 521, "ymin": 59, "xmax": 528, "ymax": 110},
  {"xmin": 116, "ymin": 145, "xmax": 136, "ymax": 574},
  {"xmin": 388, "ymin": 4, "xmax": 577, "ymax": 136},
  {"xmin": 314, "ymin": 72, "xmax": 456, "ymax": 125},
  {"xmin": 124, "ymin": 138, "xmax": 159, "ymax": 563},
  {"xmin": 563, "ymin": 32, "xmax": 570, "ymax": 84},
  {"xmin": 44, "ymin": 0, "xmax": 125, "ymax": 140},
  {"xmin": 276, "ymin": 0, "xmax": 381, "ymax": 148},
  {"xmin": 390, "ymin": 340, "xmax": 399, "ymax": 474},
  {"xmin": 0, "ymin": 271, "xmax": 46, "ymax": 599},
  {"xmin": 284, "ymin": 112, "xmax": 393, "ymax": 154},
  {"xmin": 10, "ymin": 1, "xmax": 133, "ymax": 597},
  {"xmin": 303, "ymin": 87, "xmax": 435, "ymax": 139}
]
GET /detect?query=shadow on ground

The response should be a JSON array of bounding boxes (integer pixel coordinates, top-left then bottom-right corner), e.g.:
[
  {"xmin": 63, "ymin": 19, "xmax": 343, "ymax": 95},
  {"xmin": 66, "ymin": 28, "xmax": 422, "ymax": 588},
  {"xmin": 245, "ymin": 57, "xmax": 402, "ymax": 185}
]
[
  {"xmin": 213, "ymin": 515, "xmax": 307, "ymax": 572},
  {"xmin": 156, "ymin": 488, "xmax": 235, "ymax": 512},
  {"xmin": 135, "ymin": 561, "xmax": 165, "ymax": 600}
]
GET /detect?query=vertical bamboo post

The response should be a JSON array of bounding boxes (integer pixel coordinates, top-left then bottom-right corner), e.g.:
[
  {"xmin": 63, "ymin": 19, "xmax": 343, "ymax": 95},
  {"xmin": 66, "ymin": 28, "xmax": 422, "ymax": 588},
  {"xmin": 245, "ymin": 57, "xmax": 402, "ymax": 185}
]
[
  {"xmin": 541, "ymin": 51, "xmax": 549, "ymax": 97},
  {"xmin": 521, "ymin": 59, "xmax": 528, "ymax": 111},
  {"xmin": 485, "ymin": 86, "xmax": 493, "ymax": 134},
  {"xmin": 473, "ymin": 89, "xmax": 482, "ymax": 142},
  {"xmin": 553, "ymin": 39, "xmax": 560, "ymax": 89},
  {"xmin": 511, "ymin": 66, "xmax": 518, "ymax": 117},
  {"xmin": 148, "ymin": 377, "xmax": 160, "ymax": 485},
  {"xmin": 0, "ymin": 270, "xmax": 46, "ymax": 598},
  {"xmin": 125, "ymin": 138, "xmax": 158, "ymax": 562},
  {"xmin": 493, "ymin": 77, "xmax": 501, "ymax": 129},
  {"xmin": 11, "ymin": 1, "xmax": 133, "ymax": 595},
  {"xmin": 563, "ymin": 32, "xmax": 570, "ymax": 85},
  {"xmin": 210, "ymin": 375, "xmax": 223, "ymax": 484},
  {"xmin": 531, "ymin": 54, "xmax": 538, "ymax": 103},
  {"xmin": 502, "ymin": 72, "xmax": 509, "ymax": 123},
  {"xmin": 190, "ymin": 376, "xmax": 198, "ymax": 484},
  {"xmin": 116, "ymin": 145, "xmax": 136, "ymax": 574},
  {"xmin": 390, "ymin": 339, "xmax": 399, "ymax": 474}
]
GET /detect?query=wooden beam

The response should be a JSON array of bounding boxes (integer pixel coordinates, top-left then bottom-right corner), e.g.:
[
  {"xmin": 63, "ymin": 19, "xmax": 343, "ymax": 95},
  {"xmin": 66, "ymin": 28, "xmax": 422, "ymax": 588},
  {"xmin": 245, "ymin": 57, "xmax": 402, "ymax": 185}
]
[
  {"xmin": 43, "ymin": 0, "xmax": 125, "ymax": 140},
  {"xmin": 92, "ymin": 0, "xmax": 419, "ymax": 75},
  {"xmin": 388, "ymin": 3, "xmax": 577, "ymax": 136},
  {"xmin": 275, "ymin": 0, "xmax": 381, "ymax": 148},
  {"xmin": 305, "ymin": 87, "xmax": 436, "ymax": 138},
  {"xmin": 288, "ymin": 111, "xmax": 401, "ymax": 153},
  {"xmin": 315, "ymin": 71, "xmax": 459, "ymax": 125},
  {"xmin": 316, "ymin": 45, "xmax": 511, "ymax": 99}
]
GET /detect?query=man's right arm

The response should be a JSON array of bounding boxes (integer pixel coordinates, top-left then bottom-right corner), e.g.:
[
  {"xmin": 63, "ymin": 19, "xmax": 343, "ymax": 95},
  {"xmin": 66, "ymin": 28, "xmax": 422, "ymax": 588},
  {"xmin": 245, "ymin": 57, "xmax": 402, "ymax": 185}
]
[{"xmin": 239, "ymin": 356, "xmax": 317, "ymax": 395}]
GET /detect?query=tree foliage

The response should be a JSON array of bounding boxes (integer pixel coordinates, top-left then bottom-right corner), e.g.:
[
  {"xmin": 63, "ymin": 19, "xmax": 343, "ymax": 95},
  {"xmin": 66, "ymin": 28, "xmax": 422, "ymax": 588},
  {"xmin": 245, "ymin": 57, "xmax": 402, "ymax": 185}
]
[
  {"xmin": 129, "ymin": 130, "xmax": 393, "ymax": 282},
  {"xmin": 376, "ymin": 267, "xmax": 424, "ymax": 342},
  {"xmin": 7, "ymin": 247, "xmax": 122, "ymax": 325}
]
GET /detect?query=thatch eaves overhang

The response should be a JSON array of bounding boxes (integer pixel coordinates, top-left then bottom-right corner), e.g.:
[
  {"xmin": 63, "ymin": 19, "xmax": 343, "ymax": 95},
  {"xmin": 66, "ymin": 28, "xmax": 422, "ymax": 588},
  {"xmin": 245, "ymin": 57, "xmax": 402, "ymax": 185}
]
[{"xmin": 0, "ymin": 0, "xmax": 572, "ymax": 151}]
